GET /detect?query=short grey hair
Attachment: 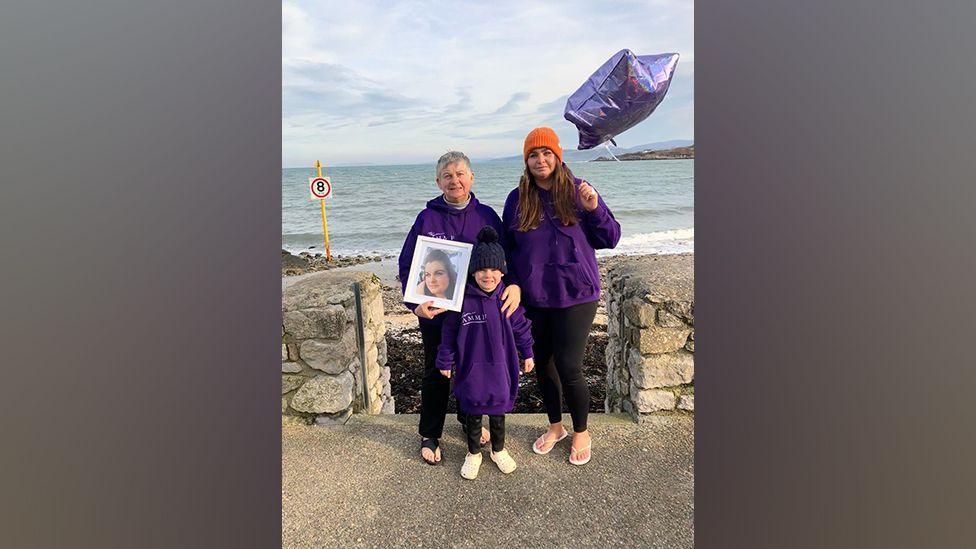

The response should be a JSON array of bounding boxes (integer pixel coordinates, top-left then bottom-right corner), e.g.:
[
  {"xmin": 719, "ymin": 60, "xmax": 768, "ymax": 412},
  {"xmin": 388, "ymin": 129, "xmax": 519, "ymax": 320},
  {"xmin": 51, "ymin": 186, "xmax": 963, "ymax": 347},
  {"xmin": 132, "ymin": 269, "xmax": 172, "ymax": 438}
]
[{"xmin": 435, "ymin": 151, "xmax": 472, "ymax": 178}]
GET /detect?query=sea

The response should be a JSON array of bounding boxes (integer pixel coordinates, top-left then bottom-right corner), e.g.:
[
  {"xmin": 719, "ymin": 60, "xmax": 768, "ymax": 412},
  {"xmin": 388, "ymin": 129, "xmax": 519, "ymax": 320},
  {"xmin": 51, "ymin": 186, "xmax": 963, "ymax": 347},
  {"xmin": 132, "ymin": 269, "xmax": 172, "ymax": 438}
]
[{"xmin": 282, "ymin": 158, "xmax": 693, "ymax": 257}]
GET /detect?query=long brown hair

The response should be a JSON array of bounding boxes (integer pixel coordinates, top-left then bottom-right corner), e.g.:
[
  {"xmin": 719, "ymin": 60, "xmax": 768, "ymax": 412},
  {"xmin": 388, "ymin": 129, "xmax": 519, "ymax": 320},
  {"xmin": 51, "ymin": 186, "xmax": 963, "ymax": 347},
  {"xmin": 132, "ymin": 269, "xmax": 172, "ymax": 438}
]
[{"xmin": 516, "ymin": 161, "xmax": 578, "ymax": 231}]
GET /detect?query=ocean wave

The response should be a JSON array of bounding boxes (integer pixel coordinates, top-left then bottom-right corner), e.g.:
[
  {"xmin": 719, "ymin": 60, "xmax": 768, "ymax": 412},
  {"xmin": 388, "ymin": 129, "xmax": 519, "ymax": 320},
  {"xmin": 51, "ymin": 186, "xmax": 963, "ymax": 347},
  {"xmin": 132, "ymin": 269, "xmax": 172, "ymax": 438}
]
[{"xmin": 597, "ymin": 228, "xmax": 694, "ymax": 256}]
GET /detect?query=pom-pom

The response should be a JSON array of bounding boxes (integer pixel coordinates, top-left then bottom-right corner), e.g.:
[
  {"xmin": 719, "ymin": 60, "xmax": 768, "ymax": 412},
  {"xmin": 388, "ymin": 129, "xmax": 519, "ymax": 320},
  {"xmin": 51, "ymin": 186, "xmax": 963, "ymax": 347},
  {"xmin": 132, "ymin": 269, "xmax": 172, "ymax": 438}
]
[{"xmin": 476, "ymin": 226, "xmax": 499, "ymax": 244}]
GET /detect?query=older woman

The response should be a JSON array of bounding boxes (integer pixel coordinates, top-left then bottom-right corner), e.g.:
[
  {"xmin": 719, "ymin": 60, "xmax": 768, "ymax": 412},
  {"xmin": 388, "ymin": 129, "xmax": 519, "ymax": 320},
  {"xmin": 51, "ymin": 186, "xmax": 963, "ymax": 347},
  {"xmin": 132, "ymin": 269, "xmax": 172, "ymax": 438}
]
[
  {"xmin": 399, "ymin": 150, "xmax": 522, "ymax": 465},
  {"xmin": 501, "ymin": 127, "xmax": 620, "ymax": 466}
]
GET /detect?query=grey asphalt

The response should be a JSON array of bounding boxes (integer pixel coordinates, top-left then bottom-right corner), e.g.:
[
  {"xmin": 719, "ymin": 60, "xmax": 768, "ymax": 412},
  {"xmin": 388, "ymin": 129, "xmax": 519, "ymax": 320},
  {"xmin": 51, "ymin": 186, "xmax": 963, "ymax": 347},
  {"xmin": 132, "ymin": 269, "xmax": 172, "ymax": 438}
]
[{"xmin": 282, "ymin": 413, "xmax": 693, "ymax": 548}]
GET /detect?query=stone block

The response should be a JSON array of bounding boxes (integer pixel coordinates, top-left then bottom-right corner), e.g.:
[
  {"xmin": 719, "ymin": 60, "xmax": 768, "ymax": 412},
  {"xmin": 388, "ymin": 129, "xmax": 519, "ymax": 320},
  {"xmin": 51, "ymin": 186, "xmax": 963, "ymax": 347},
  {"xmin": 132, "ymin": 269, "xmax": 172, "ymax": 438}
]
[
  {"xmin": 678, "ymin": 394, "xmax": 695, "ymax": 412},
  {"xmin": 381, "ymin": 397, "xmax": 395, "ymax": 414},
  {"xmin": 282, "ymin": 362, "xmax": 301, "ymax": 373},
  {"xmin": 367, "ymin": 394, "xmax": 383, "ymax": 414},
  {"xmin": 367, "ymin": 295, "xmax": 384, "ymax": 323},
  {"xmin": 377, "ymin": 337, "xmax": 388, "ymax": 366},
  {"xmin": 327, "ymin": 290, "xmax": 354, "ymax": 306},
  {"xmin": 665, "ymin": 301, "xmax": 694, "ymax": 324},
  {"xmin": 628, "ymin": 349, "xmax": 694, "ymax": 389},
  {"xmin": 282, "ymin": 374, "xmax": 306, "ymax": 394},
  {"xmin": 314, "ymin": 408, "xmax": 352, "ymax": 426},
  {"xmin": 281, "ymin": 344, "xmax": 288, "ymax": 361},
  {"xmin": 623, "ymin": 300, "xmax": 656, "ymax": 328},
  {"xmin": 282, "ymin": 396, "xmax": 290, "ymax": 414},
  {"xmin": 282, "ymin": 305, "xmax": 347, "ymax": 340},
  {"xmin": 685, "ymin": 340, "xmax": 695, "ymax": 353},
  {"xmin": 633, "ymin": 387, "xmax": 677, "ymax": 412},
  {"xmin": 621, "ymin": 398, "xmax": 635, "ymax": 416},
  {"xmin": 300, "ymin": 329, "xmax": 358, "ymax": 374},
  {"xmin": 656, "ymin": 308, "xmax": 685, "ymax": 328},
  {"xmin": 287, "ymin": 344, "xmax": 299, "ymax": 361},
  {"xmin": 631, "ymin": 325, "xmax": 692, "ymax": 355},
  {"xmin": 290, "ymin": 372, "xmax": 354, "ymax": 414},
  {"xmin": 366, "ymin": 345, "xmax": 379, "ymax": 376}
]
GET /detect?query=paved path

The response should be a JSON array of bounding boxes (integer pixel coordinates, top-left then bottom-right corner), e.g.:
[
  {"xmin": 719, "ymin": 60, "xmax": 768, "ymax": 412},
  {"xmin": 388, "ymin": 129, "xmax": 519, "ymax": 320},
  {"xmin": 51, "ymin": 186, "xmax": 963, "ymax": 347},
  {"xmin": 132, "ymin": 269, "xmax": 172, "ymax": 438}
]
[{"xmin": 282, "ymin": 413, "xmax": 693, "ymax": 548}]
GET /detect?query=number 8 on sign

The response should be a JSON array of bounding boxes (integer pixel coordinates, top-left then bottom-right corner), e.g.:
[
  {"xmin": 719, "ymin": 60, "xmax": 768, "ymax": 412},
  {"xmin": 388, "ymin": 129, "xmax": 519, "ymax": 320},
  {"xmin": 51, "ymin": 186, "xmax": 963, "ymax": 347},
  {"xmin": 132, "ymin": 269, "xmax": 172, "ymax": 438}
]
[{"xmin": 308, "ymin": 176, "xmax": 332, "ymax": 200}]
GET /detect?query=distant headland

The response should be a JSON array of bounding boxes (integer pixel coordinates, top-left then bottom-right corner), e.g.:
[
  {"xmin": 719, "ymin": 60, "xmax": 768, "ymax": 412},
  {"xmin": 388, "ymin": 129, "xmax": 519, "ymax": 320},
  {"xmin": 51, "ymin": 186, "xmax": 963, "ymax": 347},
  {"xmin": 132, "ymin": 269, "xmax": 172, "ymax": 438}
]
[{"xmin": 593, "ymin": 144, "xmax": 694, "ymax": 161}]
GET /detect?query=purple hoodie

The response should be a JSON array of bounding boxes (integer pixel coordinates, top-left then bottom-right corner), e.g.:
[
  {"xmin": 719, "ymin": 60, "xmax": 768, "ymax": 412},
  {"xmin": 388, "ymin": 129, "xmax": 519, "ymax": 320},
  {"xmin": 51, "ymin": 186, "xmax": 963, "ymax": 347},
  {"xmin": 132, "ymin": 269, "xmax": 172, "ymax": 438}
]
[
  {"xmin": 436, "ymin": 280, "xmax": 534, "ymax": 415},
  {"xmin": 502, "ymin": 176, "xmax": 620, "ymax": 308},
  {"xmin": 398, "ymin": 193, "xmax": 503, "ymax": 326}
]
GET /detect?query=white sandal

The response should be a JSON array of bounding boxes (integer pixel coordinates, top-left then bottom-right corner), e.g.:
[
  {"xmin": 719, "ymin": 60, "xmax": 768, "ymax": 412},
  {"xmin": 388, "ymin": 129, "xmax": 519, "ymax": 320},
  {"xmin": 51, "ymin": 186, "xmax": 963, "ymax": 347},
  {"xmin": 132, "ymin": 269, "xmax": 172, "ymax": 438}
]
[
  {"xmin": 490, "ymin": 449, "xmax": 517, "ymax": 474},
  {"xmin": 532, "ymin": 428, "xmax": 569, "ymax": 455},
  {"xmin": 569, "ymin": 442, "xmax": 592, "ymax": 466},
  {"xmin": 460, "ymin": 452, "xmax": 483, "ymax": 480}
]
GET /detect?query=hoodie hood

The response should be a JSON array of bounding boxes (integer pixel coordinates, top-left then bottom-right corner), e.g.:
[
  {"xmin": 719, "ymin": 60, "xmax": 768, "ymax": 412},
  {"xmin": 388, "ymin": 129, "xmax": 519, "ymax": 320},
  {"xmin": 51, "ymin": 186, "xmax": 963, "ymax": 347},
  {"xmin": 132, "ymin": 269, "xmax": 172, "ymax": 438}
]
[
  {"xmin": 426, "ymin": 192, "xmax": 480, "ymax": 215},
  {"xmin": 464, "ymin": 278, "xmax": 504, "ymax": 300}
]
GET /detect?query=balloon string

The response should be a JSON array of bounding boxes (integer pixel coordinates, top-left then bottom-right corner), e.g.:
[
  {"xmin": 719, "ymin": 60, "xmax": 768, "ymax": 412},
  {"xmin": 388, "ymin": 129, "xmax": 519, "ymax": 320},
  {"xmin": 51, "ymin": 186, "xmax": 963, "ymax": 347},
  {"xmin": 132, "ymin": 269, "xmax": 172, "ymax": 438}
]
[{"xmin": 603, "ymin": 142, "xmax": 621, "ymax": 161}]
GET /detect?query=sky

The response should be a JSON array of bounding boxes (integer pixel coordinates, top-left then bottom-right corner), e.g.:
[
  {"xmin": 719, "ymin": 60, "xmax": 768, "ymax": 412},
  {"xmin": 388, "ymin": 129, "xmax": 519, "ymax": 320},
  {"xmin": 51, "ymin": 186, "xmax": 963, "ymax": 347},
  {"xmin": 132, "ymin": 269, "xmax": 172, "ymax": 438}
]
[{"xmin": 283, "ymin": 0, "xmax": 693, "ymax": 167}]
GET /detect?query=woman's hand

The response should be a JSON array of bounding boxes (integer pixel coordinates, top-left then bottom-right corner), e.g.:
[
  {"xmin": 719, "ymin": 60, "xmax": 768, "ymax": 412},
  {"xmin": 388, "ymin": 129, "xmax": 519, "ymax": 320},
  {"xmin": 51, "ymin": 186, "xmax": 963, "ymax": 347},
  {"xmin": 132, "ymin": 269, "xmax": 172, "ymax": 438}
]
[
  {"xmin": 523, "ymin": 357, "xmax": 535, "ymax": 373},
  {"xmin": 579, "ymin": 182, "xmax": 599, "ymax": 212},
  {"xmin": 439, "ymin": 369, "xmax": 452, "ymax": 379},
  {"xmin": 414, "ymin": 300, "xmax": 446, "ymax": 319},
  {"xmin": 500, "ymin": 284, "xmax": 522, "ymax": 318}
]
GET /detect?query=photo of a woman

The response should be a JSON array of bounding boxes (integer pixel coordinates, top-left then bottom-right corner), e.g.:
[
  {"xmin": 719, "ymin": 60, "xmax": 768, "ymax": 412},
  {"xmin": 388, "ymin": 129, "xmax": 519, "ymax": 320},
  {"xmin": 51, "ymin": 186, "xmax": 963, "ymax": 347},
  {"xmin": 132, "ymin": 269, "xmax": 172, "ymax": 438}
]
[{"xmin": 415, "ymin": 248, "xmax": 457, "ymax": 299}]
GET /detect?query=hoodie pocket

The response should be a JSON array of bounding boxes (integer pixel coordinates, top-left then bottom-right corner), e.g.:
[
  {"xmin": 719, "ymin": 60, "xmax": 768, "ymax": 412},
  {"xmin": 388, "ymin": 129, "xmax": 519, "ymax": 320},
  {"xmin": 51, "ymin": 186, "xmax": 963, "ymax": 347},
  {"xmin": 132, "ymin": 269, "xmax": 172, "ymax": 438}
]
[
  {"xmin": 534, "ymin": 262, "xmax": 594, "ymax": 303},
  {"xmin": 459, "ymin": 362, "xmax": 511, "ymax": 407}
]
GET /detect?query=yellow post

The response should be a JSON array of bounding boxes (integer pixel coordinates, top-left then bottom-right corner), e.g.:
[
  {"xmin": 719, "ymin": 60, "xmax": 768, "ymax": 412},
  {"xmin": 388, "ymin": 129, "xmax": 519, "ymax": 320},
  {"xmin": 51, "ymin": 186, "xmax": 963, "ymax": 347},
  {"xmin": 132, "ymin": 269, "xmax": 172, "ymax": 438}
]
[{"xmin": 315, "ymin": 160, "xmax": 332, "ymax": 262}]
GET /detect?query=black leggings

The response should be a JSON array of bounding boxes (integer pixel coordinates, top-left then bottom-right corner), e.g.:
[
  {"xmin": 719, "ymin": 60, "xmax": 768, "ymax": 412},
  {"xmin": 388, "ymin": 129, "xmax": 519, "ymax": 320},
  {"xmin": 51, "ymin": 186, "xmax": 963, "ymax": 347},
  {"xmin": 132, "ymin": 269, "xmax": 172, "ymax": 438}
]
[
  {"xmin": 524, "ymin": 301, "xmax": 598, "ymax": 432},
  {"xmin": 418, "ymin": 321, "xmax": 465, "ymax": 439},
  {"xmin": 465, "ymin": 414, "xmax": 505, "ymax": 454}
]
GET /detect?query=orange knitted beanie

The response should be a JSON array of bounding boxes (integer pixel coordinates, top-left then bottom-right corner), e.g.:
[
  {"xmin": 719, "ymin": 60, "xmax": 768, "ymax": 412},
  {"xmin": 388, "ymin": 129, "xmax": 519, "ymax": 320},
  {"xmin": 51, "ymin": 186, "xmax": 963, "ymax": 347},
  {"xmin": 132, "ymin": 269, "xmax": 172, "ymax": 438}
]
[{"xmin": 523, "ymin": 127, "xmax": 563, "ymax": 163}]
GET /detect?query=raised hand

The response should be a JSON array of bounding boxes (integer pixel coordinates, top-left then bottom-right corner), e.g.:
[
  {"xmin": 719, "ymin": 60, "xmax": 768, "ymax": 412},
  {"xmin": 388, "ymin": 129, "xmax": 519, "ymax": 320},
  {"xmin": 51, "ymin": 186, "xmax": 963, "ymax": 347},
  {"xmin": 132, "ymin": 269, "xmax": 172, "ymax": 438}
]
[{"xmin": 579, "ymin": 182, "xmax": 599, "ymax": 212}]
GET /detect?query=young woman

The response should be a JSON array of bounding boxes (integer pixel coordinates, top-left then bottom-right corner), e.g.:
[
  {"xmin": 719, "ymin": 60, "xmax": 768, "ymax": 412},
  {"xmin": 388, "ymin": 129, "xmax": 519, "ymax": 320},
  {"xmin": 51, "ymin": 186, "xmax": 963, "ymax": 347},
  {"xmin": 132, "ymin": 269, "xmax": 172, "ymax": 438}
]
[
  {"xmin": 502, "ymin": 127, "xmax": 620, "ymax": 465},
  {"xmin": 415, "ymin": 249, "xmax": 457, "ymax": 299}
]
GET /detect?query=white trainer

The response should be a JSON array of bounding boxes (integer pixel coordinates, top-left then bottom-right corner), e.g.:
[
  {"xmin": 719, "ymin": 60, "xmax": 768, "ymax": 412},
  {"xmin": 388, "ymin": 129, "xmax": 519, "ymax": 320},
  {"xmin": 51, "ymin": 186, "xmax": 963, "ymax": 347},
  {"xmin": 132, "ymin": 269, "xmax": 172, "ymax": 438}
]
[
  {"xmin": 460, "ymin": 452, "xmax": 483, "ymax": 480},
  {"xmin": 490, "ymin": 449, "xmax": 517, "ymax": 474}
]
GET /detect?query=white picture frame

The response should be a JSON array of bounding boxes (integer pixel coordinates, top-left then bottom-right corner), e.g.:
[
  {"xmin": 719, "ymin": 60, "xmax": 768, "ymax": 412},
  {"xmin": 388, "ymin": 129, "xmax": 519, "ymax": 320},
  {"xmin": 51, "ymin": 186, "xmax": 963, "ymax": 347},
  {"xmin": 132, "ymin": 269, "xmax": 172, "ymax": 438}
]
[{"xmin": 403, "ymin": 236, "xmax": 473, "ymax": 312}]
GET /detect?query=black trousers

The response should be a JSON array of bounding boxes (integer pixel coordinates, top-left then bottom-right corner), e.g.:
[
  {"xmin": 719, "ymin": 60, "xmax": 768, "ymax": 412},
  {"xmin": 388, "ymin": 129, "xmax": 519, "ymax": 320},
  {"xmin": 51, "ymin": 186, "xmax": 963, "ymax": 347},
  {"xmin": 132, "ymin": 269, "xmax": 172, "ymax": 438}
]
[
  {"xmin": 418, "ymin": 321, "xmax": 465, "ymax": 439},
  {"xmin": 524, "ymin": 300, "xmax": 598, "ymax": 432},
  {"xmin": 465, "ymin": 414, "xmax": 505, "ymax": 454}
]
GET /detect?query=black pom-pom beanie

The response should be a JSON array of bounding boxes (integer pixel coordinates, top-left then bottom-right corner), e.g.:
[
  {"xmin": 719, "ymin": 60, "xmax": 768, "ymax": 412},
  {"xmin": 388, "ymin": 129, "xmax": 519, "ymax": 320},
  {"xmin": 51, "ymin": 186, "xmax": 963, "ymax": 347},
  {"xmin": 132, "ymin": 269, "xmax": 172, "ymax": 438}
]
[{"xmin": 468, "ymin": 226, "xmax": 507, "ymax": 274}]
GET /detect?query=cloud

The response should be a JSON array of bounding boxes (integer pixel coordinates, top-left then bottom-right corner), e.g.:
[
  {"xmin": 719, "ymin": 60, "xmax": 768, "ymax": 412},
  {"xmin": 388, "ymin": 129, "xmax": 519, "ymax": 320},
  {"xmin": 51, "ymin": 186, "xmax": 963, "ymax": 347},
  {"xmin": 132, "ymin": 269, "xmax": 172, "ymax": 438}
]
[
  {"xmin": 282, "ymin": 0, "xmax": 694, "ymax": 166},
  {"xmin": 492, "ymin": 92, "xmax": 531, "ymax": 114}
]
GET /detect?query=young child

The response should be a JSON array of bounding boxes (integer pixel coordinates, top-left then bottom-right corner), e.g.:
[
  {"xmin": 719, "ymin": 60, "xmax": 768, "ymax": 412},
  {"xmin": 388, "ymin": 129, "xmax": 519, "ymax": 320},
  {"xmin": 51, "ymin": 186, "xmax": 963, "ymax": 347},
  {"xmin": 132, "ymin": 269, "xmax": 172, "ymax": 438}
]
[{"xmin": 436, "ymin": 226, "xmax": 535, "ymax": 480}]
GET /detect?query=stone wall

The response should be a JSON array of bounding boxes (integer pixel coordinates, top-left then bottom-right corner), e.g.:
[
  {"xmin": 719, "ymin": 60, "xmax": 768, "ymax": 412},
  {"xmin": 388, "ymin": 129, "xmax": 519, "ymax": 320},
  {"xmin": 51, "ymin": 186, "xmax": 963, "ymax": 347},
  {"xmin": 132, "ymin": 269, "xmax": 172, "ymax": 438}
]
[
  {"xmin": 604, "ymin": 254, "xmax": 694, "ymax": 420},
  {"xmin": 282, "ymin": 270, "xmax": 394, "ymax": 425}
]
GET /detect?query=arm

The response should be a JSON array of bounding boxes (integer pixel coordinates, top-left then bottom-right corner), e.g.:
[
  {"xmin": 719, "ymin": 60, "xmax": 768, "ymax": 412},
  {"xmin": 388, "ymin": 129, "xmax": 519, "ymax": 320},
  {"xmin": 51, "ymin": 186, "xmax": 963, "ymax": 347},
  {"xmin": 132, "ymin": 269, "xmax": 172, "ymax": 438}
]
[
  {"xmin": 500, "ymin": 191, "xmax": 523, "ymax": 288},
  {"xmin": 435, "ymin": 311, "xmax": 462, "ymax": 376},
  {"xmin": 578, "ymin": 182, "xmax": 621, "ymax": 250},
  {"xmin": 400, "ymin": 214, "xmax": 446, "ymax": 319},
  {"xmin": 509, "ymin": 306, "xmax": 534, "ymax": 360},
  {"xmin": 398, "ymin": 215, "xmax": 422, "ymax": 313}
]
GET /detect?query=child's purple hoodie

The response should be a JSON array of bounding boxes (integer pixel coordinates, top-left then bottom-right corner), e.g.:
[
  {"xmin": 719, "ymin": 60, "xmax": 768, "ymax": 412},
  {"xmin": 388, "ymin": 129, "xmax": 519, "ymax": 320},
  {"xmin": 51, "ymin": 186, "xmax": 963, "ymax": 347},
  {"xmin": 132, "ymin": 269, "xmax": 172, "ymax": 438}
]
[{"xmin": 436, "ymin": 280, "xmax": 534, "ymax": 415}]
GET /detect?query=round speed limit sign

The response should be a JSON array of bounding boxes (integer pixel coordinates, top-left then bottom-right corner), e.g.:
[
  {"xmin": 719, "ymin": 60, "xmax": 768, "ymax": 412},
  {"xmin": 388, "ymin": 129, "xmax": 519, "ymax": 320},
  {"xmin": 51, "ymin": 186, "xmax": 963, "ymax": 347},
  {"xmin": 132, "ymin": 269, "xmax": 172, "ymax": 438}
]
[{"xmin": 308, "ymin": 177, "xmax": 332, "ymax": 200}]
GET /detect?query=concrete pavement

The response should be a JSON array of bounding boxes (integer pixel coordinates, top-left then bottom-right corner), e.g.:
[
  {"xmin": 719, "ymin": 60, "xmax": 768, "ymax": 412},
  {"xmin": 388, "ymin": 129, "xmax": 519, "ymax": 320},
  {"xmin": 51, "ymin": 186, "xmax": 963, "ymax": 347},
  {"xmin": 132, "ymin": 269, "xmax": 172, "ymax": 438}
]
[{"xmin": 282, "ymin": 413, "xmax": 693, "ymax": 548}]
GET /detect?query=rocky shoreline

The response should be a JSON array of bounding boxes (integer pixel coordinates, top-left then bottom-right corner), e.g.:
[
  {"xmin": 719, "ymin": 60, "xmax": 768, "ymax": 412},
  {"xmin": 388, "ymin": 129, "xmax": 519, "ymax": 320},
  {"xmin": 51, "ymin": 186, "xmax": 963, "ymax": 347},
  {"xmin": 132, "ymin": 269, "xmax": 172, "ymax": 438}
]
[
  {"xmin": 282, "ymin": 249, "xmax": 395, "ymax": 276},
  {"xmin": 284, "ymin": 251, "xmax": 667, "ymax": 414}
]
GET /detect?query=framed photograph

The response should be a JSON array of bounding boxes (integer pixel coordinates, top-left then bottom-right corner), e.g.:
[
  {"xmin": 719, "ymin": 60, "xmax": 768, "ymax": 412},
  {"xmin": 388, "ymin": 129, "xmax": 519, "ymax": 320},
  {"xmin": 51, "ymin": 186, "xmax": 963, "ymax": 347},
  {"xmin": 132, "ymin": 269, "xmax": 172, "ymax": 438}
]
[{"xmin": 403, "ymin": 236, "xmax": 473, "ymax": 312}]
